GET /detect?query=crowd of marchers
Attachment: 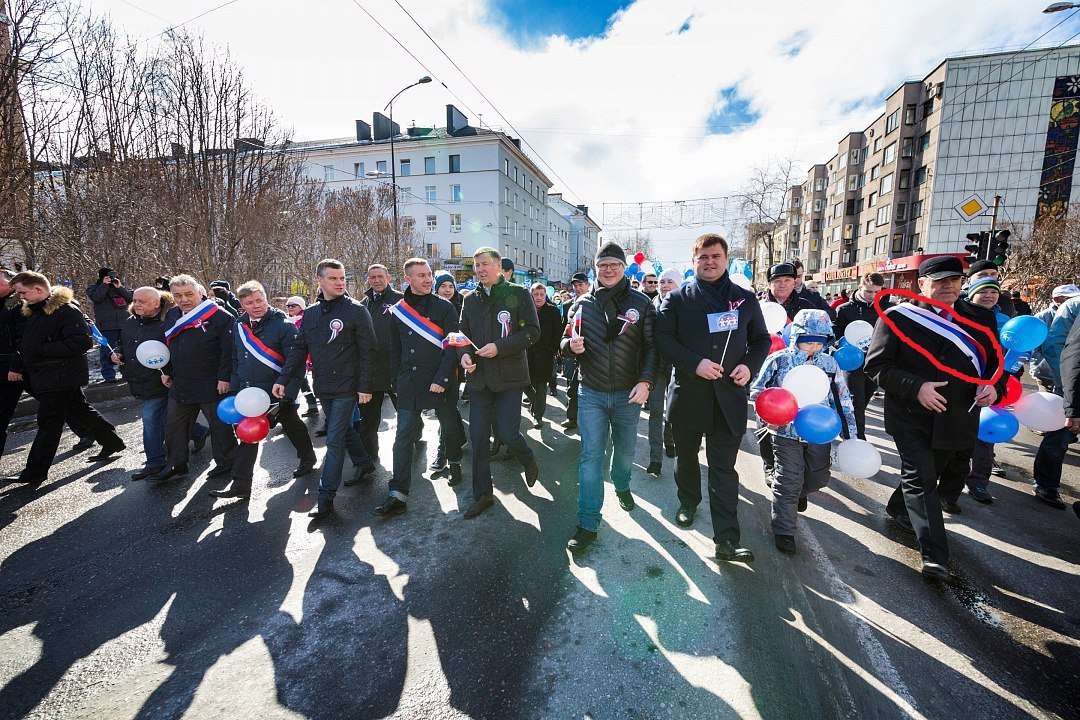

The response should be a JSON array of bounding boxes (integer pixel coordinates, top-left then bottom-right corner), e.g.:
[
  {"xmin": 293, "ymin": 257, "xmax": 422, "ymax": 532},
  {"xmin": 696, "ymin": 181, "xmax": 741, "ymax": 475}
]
[{"xmin": 1, "ymin": 234, "xmax": 1077, "ymax": 580}]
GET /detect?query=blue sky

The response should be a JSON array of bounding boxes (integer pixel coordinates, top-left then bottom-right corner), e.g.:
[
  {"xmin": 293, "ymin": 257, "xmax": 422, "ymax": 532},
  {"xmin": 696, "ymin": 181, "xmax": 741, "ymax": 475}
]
[{"xmin": 485, "ymin": 0, "xmax": 634, "ymax": 44}]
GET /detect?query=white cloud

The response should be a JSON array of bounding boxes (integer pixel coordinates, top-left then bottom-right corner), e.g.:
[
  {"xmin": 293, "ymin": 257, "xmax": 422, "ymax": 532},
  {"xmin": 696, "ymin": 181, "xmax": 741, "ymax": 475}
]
[{"xmin": 96, "ymin": 0, "xmax": 1075, "ymax": 259}]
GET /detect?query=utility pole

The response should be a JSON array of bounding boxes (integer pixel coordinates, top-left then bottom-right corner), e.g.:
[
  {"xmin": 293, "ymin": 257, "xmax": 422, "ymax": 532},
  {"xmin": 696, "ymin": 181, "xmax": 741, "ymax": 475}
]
[{"xmin": 987, "ymin": 195, "xmax": 1002, "ymax": 260}]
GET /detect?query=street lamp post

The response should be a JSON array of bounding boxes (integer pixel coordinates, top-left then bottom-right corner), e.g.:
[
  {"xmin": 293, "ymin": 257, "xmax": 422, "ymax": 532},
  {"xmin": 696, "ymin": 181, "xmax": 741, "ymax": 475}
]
[
  {"xmin": 1044, "ymin": 2, "xmax": 1080, "ymax": 12},
  {"xmin": 384, "ymin": 76, "xmax": 432, "ymax": 263}
]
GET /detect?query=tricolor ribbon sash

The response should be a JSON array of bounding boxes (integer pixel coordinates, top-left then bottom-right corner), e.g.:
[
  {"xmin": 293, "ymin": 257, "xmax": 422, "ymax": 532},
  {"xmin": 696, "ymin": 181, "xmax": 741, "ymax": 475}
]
[
  {"xmin": 391, "ymin": 299, "xmax": 446, "ymax": 350},
  {"xmin": 238, "ymin": 321, "xmax": 286, "ymax": 372},
  {"xmin": 164, "ymin": 299, "xmax": 219, "ymax": 345},
  {"xmin": 885, "ymin": 303, "xmax": 987, "ymax": 376}
]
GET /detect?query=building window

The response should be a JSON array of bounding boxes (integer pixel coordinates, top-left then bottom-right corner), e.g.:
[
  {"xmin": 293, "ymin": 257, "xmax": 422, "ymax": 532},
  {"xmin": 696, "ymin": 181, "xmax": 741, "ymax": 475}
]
[
  {"xmin": 880, "ymin": 172, "xmax": 894, "ymax": 195},
  {"xmin": 513, "ymin": 167, "xmax": 518, "ymax": 182},
  {"xmin": 885, "ymin": 109, "xmax": 900, "ymax": 134},
  {"xmin": 812, "ymin": 219, "xmax": 821, "ymax": 232},
  {"xmin": 918, "ymin": 132, "xmax": 931, "ymax": 153},
  {"xmin": 898, "ymin": 170, "xmax": 911, "ymax": 190},
  {"xmin": 425, "ymin": 157, "xmax": 435, "ymax": 174},
  {"xmin": 873, "ymin": 137, "xmax": 882, "ymax": 154},
  {"xmin": 845, "ymin": 199, "xmax": 856, "ymax": 216},
  {"xmin": 833, "ymin": 203, "xmax": 843, "ymax": 219},
  {"xmin": 813, "ymin": 199, "xmax": 825, "ymax": 212},
  {"xmin": 901, "ymin": 137, "xmax": 914, "ymax": 158},
  {"xmin": 904, "ymin": 104, "xmax": 916, "ymax": 125},
  {"xmin": 403, "ymin": 217, "xmax": 415, "ymax": 232},
  {"xmin": 912, "ymin": 200, "xmax": 924, "ymax": 217},
  {"xmin": 451, "ymin": 184, "xmax": 462, "ymax": 202},
  {"xmin": 848, "ymin": 175, "xmax": 858, "ymax": 191},
  {"xmin": 869, "ymin": 191, "xmax": 877, "ymax": 207},
  {"xmin": 922, "ymin": 98, "xmax": 934, "ymax": 120},
  {"xmin": 870, "ymin": 165, "xmax": 880, "ymax": 181},
  {"xmin": 915, "ymin": 166, "xmax": 928, "ymax": 185},
  {"xmin": 865, "ymin": 220, "xmax": 875, "ymax": 235},
  {"xmin": 874, "ymin": 236, "xmax": 887, "ymax": 255},
  {"xmin": 426, "ymin": 215, "xmax": 437, "ymax": 231},
  {"xmin": 504, "ymin": 158, "xmax": 509, "ymax": 175},
  {"xmin": 354, "ymin": 162, "xmax": 364, "ymax": 178},
  {"xmin": 856, "ymin": 198, "xmax": 865, "ymax": 213},
  {"xmin": 504, "ymin": 216, "xmax": 511, "ymax": 234},
  {"xmin": 450, "ymin": 213, "xmax": 462, "ymax": 232},
  {"xmin": 896, "ymin": 202, "xmax": 907, "ymax": 221},
  {"xmin": 324, "ymin": 164, "xmax": 335, "ymax": 181},
  {"xmin": 838, "ymin": 153, "xmax": 847, "ymax": 171},
  {"xmin": 425, "ymin": 186, "xmax": 436, "ymax": 202},
  {"xmin": 792, "ymin": 196, "xmax": 801, "ymax": 208},
  {"xmin": 400, "ymin": 187, "xmax": 411, "ymax": 203},
  {"xmin": 377, "ymin": 160, "xmax": 387, "ymax": 174},
  {"xmin": 426, "ymin": 243, "xmax": 438, "ymax": 258},
  {"xmin": 400, "ymin": 159, "xmax": 411, "ymax": 176},
  {"xmin": 883, "ymin": 142, "xmax": 897, "ymax": 165},
  {"xmin": 849, "ymin": 149, "xmax": 861, "ymax": 165},
  {"xmin": 876, "ymin": 205, "xmax": 890, "ymax": 226},
  {"xmin": 449, "ymin": 154, "xmax": 460, "ymax": 173},
  {"xmin": 810, "ymin": 238, "xmax": 818, "ymax": 251}
]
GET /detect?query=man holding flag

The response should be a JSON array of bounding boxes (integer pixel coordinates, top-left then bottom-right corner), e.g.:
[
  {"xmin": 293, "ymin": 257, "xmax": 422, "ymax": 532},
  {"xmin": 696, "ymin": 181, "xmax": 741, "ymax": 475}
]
[
  {"xmin": 209, "ymin": 281, "xmax": 316, "ymax": 500},
  {"xmin": 148, "ymin": 274, "xmax": 237, "ymax": 484},
  {"xmin": 865, "ymin": 256, "xmax": 1006, "ymax": 581},
  {"xmin": 371, "ymin": 259, "xmax": 466, "ymax": 518}
]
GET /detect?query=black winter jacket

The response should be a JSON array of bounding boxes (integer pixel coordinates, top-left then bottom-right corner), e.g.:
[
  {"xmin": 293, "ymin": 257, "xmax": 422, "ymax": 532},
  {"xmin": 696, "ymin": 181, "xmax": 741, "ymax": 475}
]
[
  {"xmin": 0, "ymin": 293, "xmax": 25, "ymax": 381},
  {"xmin": 1060, "ymin": 308, "xmax": 1080, "ymax": 417},
  {"xmin": 232, "ymin": 307, "xmax": 300, "ymax": 399},
  {"xmin": 458, "ymin": 277, "xmax": 539, "ymax": 392},
  {"xmin": 279, "ymin": 293, "xmax": 377, "ymax": 399},
  {"xmin": 759, "ymin": 289, "xmax": 817, "ymax": 322},
  {"xmin": 529, "ymin": 301, "xmax": 563, "ymax": 385},
  {"xmin": 17, "ymin": 286, "xmax": 93, "ymax": 394},
  {"xmin": 833, "ymin": 293, "xmax": 890, "ymax": 339},
  {"xmin": 560, "ymin": 278, "xmax": 657, "ymax": 393},
  {"xmin": 161, "ymin": 303, "xmax": 235, "ymax": 404},
  {"xmin": 117, "ymin": 293, "xmax": 175, "ymax": 399},
  {"xmin": 797, "ymin": 284, "xmax": 836, "ymax": 320},
  {"xmin": 86, "ymin": 280, "xmax": 134, "ymax": 331},
  {"xmin": 390, "ymin": 290, "xmax": 459, "ymax": 410},
  {"xmin": 363, "ymin": 286, "xmax": 405, "ymax": 392}
]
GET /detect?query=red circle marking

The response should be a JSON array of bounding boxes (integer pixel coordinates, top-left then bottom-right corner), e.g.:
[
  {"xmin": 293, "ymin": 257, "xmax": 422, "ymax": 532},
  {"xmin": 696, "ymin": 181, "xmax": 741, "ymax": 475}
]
[{"xmin": 873, "ymin": 288, "xmax": 1003, "ymax": 387}]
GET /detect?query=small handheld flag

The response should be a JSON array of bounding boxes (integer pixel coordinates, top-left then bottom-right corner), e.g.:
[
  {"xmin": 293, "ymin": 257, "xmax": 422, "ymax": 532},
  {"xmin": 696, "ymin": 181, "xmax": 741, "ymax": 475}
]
[{"xmin": 444, "ymin": 332, "xmax": 479, "ymax": 350}]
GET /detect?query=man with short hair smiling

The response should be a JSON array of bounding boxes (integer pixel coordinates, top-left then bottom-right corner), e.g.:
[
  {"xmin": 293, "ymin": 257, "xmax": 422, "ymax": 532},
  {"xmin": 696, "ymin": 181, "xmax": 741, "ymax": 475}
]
[
  {"xmin": 641, "ymin": 273, "xmax": 659, "ymax": 301},
  {"xmin": 360, "ymin": 263, "xmax": 404, "ymax": 460}
]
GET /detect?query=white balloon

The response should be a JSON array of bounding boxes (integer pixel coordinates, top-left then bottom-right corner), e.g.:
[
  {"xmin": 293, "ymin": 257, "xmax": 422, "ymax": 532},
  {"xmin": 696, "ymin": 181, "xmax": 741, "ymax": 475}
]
[
  {"xmin": 760, "ymin": 302, "xmax": 788, "ymax": 334},
  {"xmin": 730, "ymin": 274, "xmax": 753, "ymax": 291},
  {"xmin": 844, "ymin": 320, "xmax": 874, "ymax": 351},
  {"xmin": 780, "ymin": 365, "xmax": 831, "ymax": 407},
  {"xmin": 135, "ymin": 340, "xmax": 170, "ymax": 369},
  {"xmin": 640, "ymin": 261, "xmax": 655, "ymax": 277},
  {"xmin": 234, "ymin": 387, "xmax": 272, "ymax": 418},
  {"xmin": 1012, "ymin": 391, "xmax": 1067, "ymax": 432},
  {"xmin": 836, "ymin": 439, "xmax": 882, "ymax": 478}
]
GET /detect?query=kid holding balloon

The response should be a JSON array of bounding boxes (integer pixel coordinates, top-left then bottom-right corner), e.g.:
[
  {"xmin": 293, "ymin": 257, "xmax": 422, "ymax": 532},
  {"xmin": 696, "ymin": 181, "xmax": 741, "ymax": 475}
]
[{"xmin": 750, "ymin": 309, "xmax": 857, "ymax": 555}]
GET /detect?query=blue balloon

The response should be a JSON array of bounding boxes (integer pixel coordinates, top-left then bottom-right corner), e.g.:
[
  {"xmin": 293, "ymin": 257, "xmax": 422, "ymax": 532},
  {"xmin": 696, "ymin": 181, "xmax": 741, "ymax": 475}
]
[
  {"xmin": 216, "ymin": 396, "xmax": 244, "ymax": 425},
  {"xmin": 634, "ymin": 271, "xmax": 644, "ymax": 282},
  {"xmin": 1003, "ymin": 348, "xmax": 1028, "ymax": 373},
  {"xmin": 653, "ymin": 263, "xmax": 663, "ymax": 274},
  {"xmin": 978, "ymin": 407, "xmax": 1019, "ymax": 443},
  {"xmin": 834, "ymin": 343, "xmax": 864, "ymax": 371},
  {"xmin": 781, "ymin": 324, "xmax": 792, "ymax": 345},
  {"xmin": 837, "ymin": 337, "xmax": 850, "ymax": 348},
  {"xmin": 627, "ymin": 262, "xmax": 639, "ymax": 276},
  {"xmin": 793, "ymin": 404, "xmax": 842, "ymax": 444},
  {"xmin": 995, "ymin": 312, "xmax": 1011, "ymax": 330},
  {"xmin": 999, "ymin": 315, "xmax": 1049, "ymax": 352},
  {"xmin": 684, "ymin": 268, "xmax": 695, "ymax": 278}
]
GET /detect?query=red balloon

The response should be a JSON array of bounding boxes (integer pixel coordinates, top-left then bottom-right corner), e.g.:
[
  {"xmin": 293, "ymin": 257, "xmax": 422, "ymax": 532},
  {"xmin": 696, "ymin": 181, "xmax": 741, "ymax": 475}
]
[
  {"xmin": 633, "ymin": 252, "xmax": 645, "ymax": 265},
  {"xmin": 992, "ymin": 375, "xmax": 1023, "ymax": 408},
  {"xmin": 769, "ymin": 335, "xmax": 787, "ymax": 353},
  {"xmin": 755, "ymin": 387, "xmax": 799, "ymax": 426},
  {"xmin": 236, "ymin": 414, "xmax": 270, "ymax": 444}
]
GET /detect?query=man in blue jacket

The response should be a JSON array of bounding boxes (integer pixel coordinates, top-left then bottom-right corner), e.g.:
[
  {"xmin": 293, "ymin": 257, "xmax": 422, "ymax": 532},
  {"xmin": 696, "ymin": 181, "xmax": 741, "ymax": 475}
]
[
  {"xmin": 1031, "ymin": 294, "xmax": 1080, "ymax": 509},
  {"xmin": 209, "ymin": 281, "xmax": 316, "ymax": 500},
  {"xmin": 274, "ymin": 259, "xmax": 378, "ymax": 519}
]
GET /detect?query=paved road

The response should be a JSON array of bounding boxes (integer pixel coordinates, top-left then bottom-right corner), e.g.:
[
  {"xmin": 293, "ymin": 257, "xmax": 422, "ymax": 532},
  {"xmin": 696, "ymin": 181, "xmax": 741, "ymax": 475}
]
[{"xmin": 0, "ymin": 382, "xmax": 1077, "ymax": 719}]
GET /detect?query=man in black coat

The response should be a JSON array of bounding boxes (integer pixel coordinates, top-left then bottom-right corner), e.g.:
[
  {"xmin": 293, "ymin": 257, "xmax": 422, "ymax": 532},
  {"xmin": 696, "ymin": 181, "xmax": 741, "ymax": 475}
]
[
  {"xmin": 1, "ymin": 272, "xmax": 125, "ymax": 484},
  {"xmin": 360, "ymin": 263, "xmax": 404, "ymax": 460},
  {"xmin": 791, "ymin": 259, "xmax": 836, "ymax": 320},
  {"xmin": 372, "ymin": 259, "xmax": 466, "ymax": 517},
  {"xmin": 834, "ymin": 272, "xmax": 888, "ymax": 439},
  {"xmin": 111, "ymin": 287, "xmax": 174, "ymax": 479},
  {"xmin": 561, "ymin": 273, "xmax": 591, "ymax": 430},
  {"xmin": 274, "ymin": 259, "xmax": 378, "ymax": 519},
  {"xmin": 209, "ymin": 281, "xmax": 316, "ymax": 500},
  {"xmin": 458, "ymin": 247, "xmax": 541, "ymax": 519},
  {"xmin": 525, "ymin": 283, "xmax": 563, "ymax": 429},
  {"xmin": 656, "ymin": 234, "xmax": 771, "ymax": 563},
  {"xmin": 148, "ymin": 275, "xmax": 237, "ymax": 484},
  {"xmin": 86, "ymin": 267, "xmax": 134, "ymax": 383},
  {"xmin": 865, "ymin": 256, "xmax": 1007, "ymax": 581},
  {"xmin": 0, "ymin": 270, "xmax": 26, "ymax": 457}
]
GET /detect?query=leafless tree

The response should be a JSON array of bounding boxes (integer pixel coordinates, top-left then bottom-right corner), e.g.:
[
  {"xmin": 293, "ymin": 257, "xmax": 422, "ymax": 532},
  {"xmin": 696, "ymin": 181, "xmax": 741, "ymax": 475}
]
[
  {"xmin": 1002, "ymin": 211, "xmax": 1080, "ymax": 308},
  {"xmin": 737, "ymin": 157, "xmax": 797, "ymax": 275}
]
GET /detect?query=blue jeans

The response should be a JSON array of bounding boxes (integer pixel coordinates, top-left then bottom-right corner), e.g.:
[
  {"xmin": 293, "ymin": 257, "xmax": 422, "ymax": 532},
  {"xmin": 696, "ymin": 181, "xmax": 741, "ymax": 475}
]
[
  {"xmin": 141, "ymin": 395, "xmax": 168, "ymax": 468},
  {"xmin": 577, "ymin": 385, "xmax": 641, "ymax": 532},
  {"xmin": 1033, "ymin": 427, "xmax": 1077, "ymax": 490},
  {"xmin": 319, "ymin": 396, "xmax": 373, "ymax": 501},
  {"xmin": 99, "ymin": 329, "xmax": 121, "ymax": 380}
]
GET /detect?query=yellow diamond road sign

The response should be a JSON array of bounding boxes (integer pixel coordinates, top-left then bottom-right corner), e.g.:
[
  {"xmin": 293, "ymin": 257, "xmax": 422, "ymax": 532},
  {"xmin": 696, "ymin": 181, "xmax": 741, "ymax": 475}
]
[{"xmin": 954, "ymin": 194, "xmax": 988, "ymax": 221}]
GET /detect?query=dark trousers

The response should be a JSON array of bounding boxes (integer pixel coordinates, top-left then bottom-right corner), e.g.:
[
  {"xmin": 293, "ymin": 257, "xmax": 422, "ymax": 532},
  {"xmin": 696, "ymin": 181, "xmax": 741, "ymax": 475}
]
[
  {"xmin": 524, "ymin": 379, "xmax": 549, "ymax": 421},
  {"xmin": 759, "ymin": 430, "xmax": 775, "ymax": 476},
  {"xmin": 300, "ymin": 376, "xmax": 318, "ymax": 409},
  {"xmin": 0, "ymin": 381, "xmax": 24, "ymax": 456},
  {"xmin": 467, "ymin": 387, "xmax": 534, "ymax": 499},
  {"xmin": 672, "ymin": 422, "xmax": 744, "ymax": 544},
  {"xmin": 887, "ymin": 430, "xmax": 964, "ymax": 564},
  {"xmin": 98, "ymin": 328, "xmax": 121, "ymax": 381},
  {"xmin": 358, "ymin": 391, "xmax": 397, "ymax": 459},
  {"xmin": 566, "ymin": 365, "xmax": 580, "ymax": 423},
  {"xmin": 230, "ymin": 401, "xmax": 314, "ymax": 491},
  {"xmin": 1033, "ymin": 427, "xmax": 1077, "ymax": 490},
  {"xmin": 965, "ymin": 439, "xmax": 995, "ymax": 492},
  {"xmin": 164, "ymin": 398, "xmax": 237, "ymax": 470},
  {"xmin": 23, "ymin": 388, "xmax": 121, "ymax": 479},
  {"xmin": 846, "ymin": 368, "xmax": 877, "ymax": 440},
  {"xmin": 391, "ymin": 403, "xmax": 465, "ymax": 498}
]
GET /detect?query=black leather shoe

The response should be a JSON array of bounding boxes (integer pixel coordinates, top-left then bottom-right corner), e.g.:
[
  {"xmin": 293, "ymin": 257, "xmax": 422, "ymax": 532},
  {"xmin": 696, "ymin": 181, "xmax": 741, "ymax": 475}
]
[
  {"xmin": 303, "ymin": 406, "xmax": 320, "ymax": 417},
  {"xmin": 523, "ymin": 458, "xmax": 539, "ymax": 487},
  {"xmin": 191, "ymin": 434, "xmax": 208, "ymax": 454},
  {"xmin": 567, "ymin": 527, "xmax": 597, "ymax": 553},
  {"xmin": 490, "ymin": 439, "xmax": 502, "ymax": 455},
  {"xmin": 797, "ymin": 496, "xmax": 808, "ymax": 513},
  {"xmin": 372, "ymin": 495, "xmax": 407, "ymax": 517},
  {"xmin": 646, "ymin": 462, "xmax": 661, "ymax": 477},
  {"xmin": 315, "ymin": 427, "xmax": 328, "ymax": 437},
  {"xmin": 969, "ymin": 487, "xmax": 994, "ymax": 504},
  {"xmin": 532, "ymin": 418, "xmax": 542, "ymax": 429},
  {"xmin": 293, "ymin": 455, "xmax": 317, "ymax": 477},
  {"xmin": 664, "ymin": 442, "xmax": 676, "ymax": 459},
  {"xmin": 309, "ymin": 498, "xmax": 333, "ymax": 518},
  {"xmin": 616, "ymin": 490, "xmax": 635, "ymax": 511},
  {"xmin": 715, "ymin": 540, "xmax": 754, "ymax": 563},
  {"xmin": 888, "ymin": 510, "xmax": 915, "ymax": 535},
  {"xmin": 561, "ymin": 419, "xmax": 577, "ymax": 431},
  {"xmin": 447, "ymin": 462, "xmax": 463, "ymax": 487},
  {"xmin": 208, "ymin": 486, "xmax": 251, "ymax": 500},
  {"xmin": 1, "ymin": 475, "xmax": 46, "ymax": 484},
  {"xmin": 131, "ymin": 466, "xmax": 165, "ymax": 481},
  {"xmin": 71, "ymin": 437, "xmax": 96, "ymax": 452},
  {"xmin": 344, "ymin": 464, "xmax": 375, "ymax": 487},
  {"xmin": 207, "ymin": 465, "xmax": 232, "ymax": 479},
  {"xmin": 149, "ymin": 465, "xmax": 189, "ymax": 484},
  {"xmin": 921, "ymin": 561, "xmax": 949, "ymax": 581},
  {"xmin": 774, "ymin": 535, "xmax": 797, "ymax": 554},
  {"xmin": 88, "ymin": 442, "xmax": 126, "ymax": 462},
  {"xmin": 941, "ymin": 499, "xmax": 962, "ymax": 514},
  {"xmin": 1034, "ymin": 487, "xmax": 1067, "ymax": 509},
  {"xmin": 675, "ymin": 505, "xmax": 695, "ymax": 528},
  {"xmin": 429, "ymin": 450, "xmax": 447, "ymax": 473},
  {"xmin": 464, "ymin": 494, "xmax": 494, "ymax": 519}
]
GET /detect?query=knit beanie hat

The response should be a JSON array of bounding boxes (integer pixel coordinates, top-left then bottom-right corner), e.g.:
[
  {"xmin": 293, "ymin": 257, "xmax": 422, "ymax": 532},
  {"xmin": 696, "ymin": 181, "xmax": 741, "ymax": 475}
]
[
  {"xmin": 966, "ymin": 276, "xmax": 1001, "ymax": 297},
  {"xmin": 660, "ymin": 269, "xmax": 682, "ymax": 284},
  {"xmin": 434, "ymin": 271, "xmax": 456, "ymax": 290},
  {"xmin": 595, "ymin": 241, "xmax": 627, "ymax": 265}
]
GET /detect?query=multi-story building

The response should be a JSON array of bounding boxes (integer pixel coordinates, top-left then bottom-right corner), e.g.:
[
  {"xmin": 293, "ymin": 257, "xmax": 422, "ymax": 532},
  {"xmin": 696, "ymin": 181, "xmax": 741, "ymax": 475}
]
[
  {"xmin": 548, "ymin": 193, "xmax": 601, "ymax": 275},
  {"xmin": 291, "ymin": 105, "xmax": 573, "ymax": 285},
  {"xmin": 781, "ymin": 44, "xmax": 1080, "ymax": 293}
]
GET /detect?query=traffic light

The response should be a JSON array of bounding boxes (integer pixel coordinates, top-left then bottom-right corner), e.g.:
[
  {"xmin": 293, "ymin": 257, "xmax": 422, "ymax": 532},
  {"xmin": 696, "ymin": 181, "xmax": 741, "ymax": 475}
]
[
  {"xmin": 990, "ymin": 229, "xmax": 1010, "ymax": 266},
  {"xmin": 964, "ymin": 231, "xmax": 989, "ymax": 265}
]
